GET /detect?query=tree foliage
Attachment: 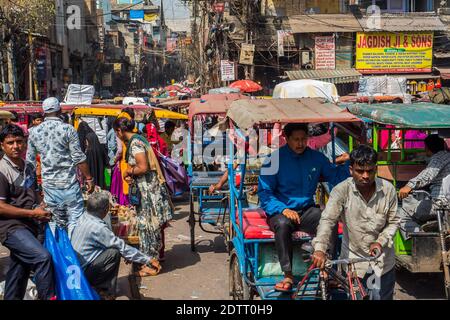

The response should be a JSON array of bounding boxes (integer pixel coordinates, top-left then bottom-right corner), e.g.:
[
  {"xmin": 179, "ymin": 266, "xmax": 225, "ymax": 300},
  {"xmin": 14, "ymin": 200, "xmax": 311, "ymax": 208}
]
[{"xmin": 1, "ymin": 0, "xmax": 55, "ymax": 35}]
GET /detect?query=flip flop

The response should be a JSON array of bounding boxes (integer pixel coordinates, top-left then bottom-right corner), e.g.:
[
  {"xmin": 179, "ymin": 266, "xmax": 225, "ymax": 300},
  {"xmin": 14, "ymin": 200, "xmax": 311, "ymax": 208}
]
[
  {"xmin": 150, "ymin": 259, "xmax": 162, "ymax": 273},
  {"xmin": 134, "ymin": 265, "xmax": 160, "ymax": 277},
  {"xmin": 274, "ymin": 278, "xmax": 294, "ymax": 293}
]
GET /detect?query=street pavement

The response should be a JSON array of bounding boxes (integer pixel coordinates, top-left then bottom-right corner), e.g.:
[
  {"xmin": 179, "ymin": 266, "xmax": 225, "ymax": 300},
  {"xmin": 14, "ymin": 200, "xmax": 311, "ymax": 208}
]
[
  {"xmin": 137, "ymin": 198, "xmax": 229, "ymax": 300},
  {"xmin": 0, "ymin": 200, "xmax": 446, "ymax": 300}
]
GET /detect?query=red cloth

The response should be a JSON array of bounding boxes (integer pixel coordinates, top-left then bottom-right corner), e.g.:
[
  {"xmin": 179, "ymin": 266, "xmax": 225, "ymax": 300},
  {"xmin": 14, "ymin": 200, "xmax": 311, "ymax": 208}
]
[{"xmin": 145, "ymin": 123, "xmax": 169, "ymax": 157}]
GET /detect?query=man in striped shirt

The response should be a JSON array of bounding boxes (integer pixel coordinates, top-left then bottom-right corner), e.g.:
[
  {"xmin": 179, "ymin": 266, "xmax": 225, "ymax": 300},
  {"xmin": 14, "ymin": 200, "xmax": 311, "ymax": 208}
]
[
  {"xmin": 71, "ymin": 191, "xmax": 156, "ymax": 299},
  {"xmin": 399, "ymin": 134, "xmax": 450, "ymax": 225}
]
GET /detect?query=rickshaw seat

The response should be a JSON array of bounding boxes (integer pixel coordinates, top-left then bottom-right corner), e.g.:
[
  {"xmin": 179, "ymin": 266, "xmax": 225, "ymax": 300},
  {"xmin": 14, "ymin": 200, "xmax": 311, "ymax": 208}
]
[
  {"xmin": 237, "ymin": 208, "xmax": 313, "ymax": 240},
  {"xmin": 190, "ymin": 171, "xmax": 225, "ymax": 187}
]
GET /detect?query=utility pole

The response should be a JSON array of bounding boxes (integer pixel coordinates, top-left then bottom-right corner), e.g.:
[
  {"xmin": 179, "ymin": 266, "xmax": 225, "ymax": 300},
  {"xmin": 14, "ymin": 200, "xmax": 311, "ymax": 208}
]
[
  {"xmin": 200, "ymin": 0, "xmax": 208, "ymax": 92},
  {"xmin": 28, "ymin": 31, "xmax": 34, "ymax": 100},
  {"xmin": 243, "ymin": 0, "xmax": 255, "ymax": 80},
  {"xmin": 0, "ymin": 20, "xmax": 7, "ymax": 94}
]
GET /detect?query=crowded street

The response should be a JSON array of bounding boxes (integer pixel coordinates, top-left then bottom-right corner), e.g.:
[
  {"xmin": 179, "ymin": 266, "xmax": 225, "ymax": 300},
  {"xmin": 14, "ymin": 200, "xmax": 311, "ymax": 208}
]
[
  {"xmin": 3, "ymin": 200, "xmax": 446, "ymax": 300},
  {"xmin": 1, "ymin": 0, "xmax": 450, "ymax": 304}
]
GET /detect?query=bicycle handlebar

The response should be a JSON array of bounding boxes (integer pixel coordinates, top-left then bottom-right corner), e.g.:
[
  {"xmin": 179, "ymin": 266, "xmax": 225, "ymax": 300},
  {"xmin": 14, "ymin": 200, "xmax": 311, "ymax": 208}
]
[{"xmin": 325, "ymin": 250, "xmax": 382, "ymax": 267}]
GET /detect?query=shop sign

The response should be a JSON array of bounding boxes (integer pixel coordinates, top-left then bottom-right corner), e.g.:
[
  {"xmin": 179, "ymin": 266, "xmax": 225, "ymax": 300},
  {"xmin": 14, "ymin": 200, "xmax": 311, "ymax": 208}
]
[
  {"xmin": 166, "ymin": 38, "xmax": 178, "ymax": 52},
  {"xmin": 356, "ymin": 32, "xmax": 433, "ymax": 74},
  {"xmin": 114, "ymin": 63, "xmax": 122, "ymax": 73},
  {"xmin": 103, "ymin": 73, "xmax": 112, "ymax": 87},
  {"xmin": 220, "ymin": 60, "xmax": 235, "ymax": 81},
  {"xmin": 315, "ymin": 36, "xmax": 335, "ymax": 70},
  {"xmin": 239, "ymin": 43, "xmax": 255, "ymax": 65},
  {"xmin": 213, "ymin": 2, "xmax": 225, "ymax": 13}
]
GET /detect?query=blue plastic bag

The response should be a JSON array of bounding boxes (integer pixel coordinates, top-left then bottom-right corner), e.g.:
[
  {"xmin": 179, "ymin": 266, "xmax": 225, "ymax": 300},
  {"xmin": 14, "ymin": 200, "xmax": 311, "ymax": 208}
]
[{"xmin": 44, "ymin": 224, "xmax": 99, "ymax": 300}]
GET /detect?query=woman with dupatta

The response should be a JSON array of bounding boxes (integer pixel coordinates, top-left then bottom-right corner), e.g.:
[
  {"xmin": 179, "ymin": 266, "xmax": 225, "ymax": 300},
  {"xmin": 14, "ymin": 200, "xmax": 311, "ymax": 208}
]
[{"xmin": 113, "ymin": 117, "xmax": 173, "ymax": 276}]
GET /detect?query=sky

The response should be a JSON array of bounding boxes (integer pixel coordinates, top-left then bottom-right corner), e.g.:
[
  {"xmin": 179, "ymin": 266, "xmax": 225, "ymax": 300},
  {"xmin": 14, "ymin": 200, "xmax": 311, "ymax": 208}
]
[
  {"xmin": 152, "ymin": 0, "xmax": 191, "ymax": 32},
  {"xmin": 152, "ymin": 0, "xmax": 190, "ymax": 20}
]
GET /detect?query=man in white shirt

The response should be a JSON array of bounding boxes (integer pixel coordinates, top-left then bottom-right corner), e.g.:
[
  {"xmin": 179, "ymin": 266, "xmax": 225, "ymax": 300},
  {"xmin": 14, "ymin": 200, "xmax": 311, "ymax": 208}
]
[{"xmin": 312, "ymin": 145, "xmax": 400, "ymax": 300}]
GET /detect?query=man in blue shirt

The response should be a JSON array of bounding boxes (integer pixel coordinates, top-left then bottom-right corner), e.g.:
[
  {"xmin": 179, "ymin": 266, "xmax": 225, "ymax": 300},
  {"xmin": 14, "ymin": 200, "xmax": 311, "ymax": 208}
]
[
  {"xmin": 258, "ymin": 123, "xmax": 349, "ymax": 292},
  {"xmin": 26, "ymin": 97, "xmax": 94, "ymax": 237},
  {"xmin": 72, "ymin": 191, "xmax": 158, "ymax": 299}
]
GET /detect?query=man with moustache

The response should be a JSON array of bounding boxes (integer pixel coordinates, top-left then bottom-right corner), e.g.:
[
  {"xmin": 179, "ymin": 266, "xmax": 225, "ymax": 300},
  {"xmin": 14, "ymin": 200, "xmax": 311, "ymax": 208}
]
[
  {"xmin": 258, "ymin": 123, "xmax": 349, "ymax": 292},
  {"xmin": 312, "ymin": 145, "xmax": 400, "ymax": 300}
]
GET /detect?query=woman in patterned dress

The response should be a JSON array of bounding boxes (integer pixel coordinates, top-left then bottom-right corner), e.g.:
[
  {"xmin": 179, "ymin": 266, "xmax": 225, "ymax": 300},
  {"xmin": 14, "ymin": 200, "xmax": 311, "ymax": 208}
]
[{"xmin": 113, "ymin": 117, "xmax": 173, "ymax": 276}]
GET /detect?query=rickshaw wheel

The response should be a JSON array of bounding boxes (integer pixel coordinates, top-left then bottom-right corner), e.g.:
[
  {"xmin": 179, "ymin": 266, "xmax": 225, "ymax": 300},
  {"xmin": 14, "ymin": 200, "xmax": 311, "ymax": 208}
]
[
  {"xmin": 189, "ymin": 192, "xmax": 196, "ymax": 252},
  {"xmin": 229, "ymin": 249, "xmax": 253, "ymax": 300}
]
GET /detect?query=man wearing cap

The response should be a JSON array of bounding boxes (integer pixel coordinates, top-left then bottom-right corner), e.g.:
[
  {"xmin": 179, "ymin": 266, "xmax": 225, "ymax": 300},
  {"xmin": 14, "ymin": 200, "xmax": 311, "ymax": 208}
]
[{"xmin": 26, "ymin": 97, "xmax": 94, "ymax": 237}]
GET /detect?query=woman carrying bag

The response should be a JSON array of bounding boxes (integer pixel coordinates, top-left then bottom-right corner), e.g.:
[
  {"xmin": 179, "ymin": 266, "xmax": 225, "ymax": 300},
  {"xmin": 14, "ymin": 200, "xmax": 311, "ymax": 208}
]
[{"xmin": 113, "ymin": 117, "xmax": 173, "ymax": 276}]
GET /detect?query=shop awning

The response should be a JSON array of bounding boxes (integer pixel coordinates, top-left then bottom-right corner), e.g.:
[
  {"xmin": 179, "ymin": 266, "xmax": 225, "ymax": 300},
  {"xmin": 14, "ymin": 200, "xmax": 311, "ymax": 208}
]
[
  {"xmin": 288, "ymin": 14, "xmax": 363, "ymax": 33},
  {"xmin": 390, "ymin": 74, "xmax": 441, "ymax": 80},
  {"xmin": 357, "ymin": 13, "xmax": 447, "ymax": 32},
  {"xmin": 436, "ymin": 68, "xmax": 450, "ymax": 80},
  {"xmin": 285, "ymin": 69, "xmax": 362, "ymax": 84}
]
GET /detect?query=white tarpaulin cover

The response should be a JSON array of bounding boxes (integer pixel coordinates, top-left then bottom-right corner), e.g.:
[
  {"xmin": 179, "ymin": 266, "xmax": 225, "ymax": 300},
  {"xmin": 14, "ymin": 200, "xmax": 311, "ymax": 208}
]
[
  {"xmin": 272, "ymin": 80, "xmax": 339, "ymax": 103},
  {"xmin": 64, "ymin": 84, "xmax": 95, "ymax": 104},
  {"xmin": 358, "ymin": 76, "xmax": 407, "ymax": 97},
  {"xmin": 208, "ymin": 87, "xmax": 241, "ymax": 94}
]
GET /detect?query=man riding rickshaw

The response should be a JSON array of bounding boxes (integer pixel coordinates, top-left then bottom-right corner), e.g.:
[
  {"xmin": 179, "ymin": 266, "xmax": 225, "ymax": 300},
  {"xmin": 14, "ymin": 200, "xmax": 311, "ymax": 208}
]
[
  {"xmin": 346, "ymin": 102, "xmax": 450, "ymax": 299},
  {"xmin": 222, "ymin": 97, "xmax": 376, "ymax": 300}
]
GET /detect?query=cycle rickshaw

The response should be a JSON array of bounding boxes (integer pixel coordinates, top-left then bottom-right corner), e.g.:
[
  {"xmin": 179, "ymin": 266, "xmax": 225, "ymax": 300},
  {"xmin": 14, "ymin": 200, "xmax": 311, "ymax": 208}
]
[
  {"xmin": 223, "ymin": 98, "xmax": 365, "ymax": 300},
  {"xmin": 347, "ymin": 102, "xmax": 450, "ymax": 299},
  {"xmin": 187, "ymin": 94, "xmax": 250, "ymax": 251}
]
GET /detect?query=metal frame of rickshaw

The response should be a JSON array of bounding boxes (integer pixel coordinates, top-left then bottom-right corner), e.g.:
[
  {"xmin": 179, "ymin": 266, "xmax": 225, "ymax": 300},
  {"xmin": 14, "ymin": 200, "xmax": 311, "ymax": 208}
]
[
  {"xmin": 187, "ymin": 95, "xmax": 250, "ymax": 252},
  {"xmin": 1, "ymin": 104, "xmax": 77, "ymax": 127},
  {"xmin": 225, "ymin": 98, "xmax": 362, "ymax": 300},
  {"xmin": 347, "ymin": 102, "xmax": 450, "ymax": 298}
]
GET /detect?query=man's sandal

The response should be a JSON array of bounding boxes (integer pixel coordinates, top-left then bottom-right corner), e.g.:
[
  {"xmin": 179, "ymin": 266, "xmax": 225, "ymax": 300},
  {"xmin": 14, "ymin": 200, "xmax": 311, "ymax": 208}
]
[{"xmin": 274, "ymin": 278, "xmax": 294, "ymax": 293}]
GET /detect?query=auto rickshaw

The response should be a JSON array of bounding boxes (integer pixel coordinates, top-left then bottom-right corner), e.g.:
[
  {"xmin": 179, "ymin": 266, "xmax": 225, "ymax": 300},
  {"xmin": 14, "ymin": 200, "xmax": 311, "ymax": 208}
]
[
  {"xmin": 347, "ymin": 102, "xmax": 450, "ymax": 299},
  {"xmin": 223, "ymin": 98, "xmax": 362, "ymax": 300},
  {"xmin": 72, "ymin": 105, "xmax": 188, "ymax": 129},
  {"xmin": 1, "ymin": 102, "xmax": 76, "ymax": 128}
]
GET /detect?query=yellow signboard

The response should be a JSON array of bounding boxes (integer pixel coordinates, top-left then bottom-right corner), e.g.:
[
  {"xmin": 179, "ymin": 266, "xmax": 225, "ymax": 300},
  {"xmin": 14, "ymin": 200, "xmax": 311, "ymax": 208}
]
[
  {"xmin": 114, "ymin": 63, "xmax": 122, "ymax": 73},
  {"xmin": 356, "ymin": 32, "xmax": 433, "ymax": 74},
  {"xmin": 144, "ymin": 13, "xmax": 158, "ymax": 22}
]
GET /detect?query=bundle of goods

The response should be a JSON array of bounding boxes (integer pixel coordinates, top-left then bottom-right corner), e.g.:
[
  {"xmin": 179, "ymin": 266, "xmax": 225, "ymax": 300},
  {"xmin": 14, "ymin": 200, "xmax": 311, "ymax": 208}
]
[{"xmin": 111, "ymin": 205, "xmax": 139, "ymax": 245}]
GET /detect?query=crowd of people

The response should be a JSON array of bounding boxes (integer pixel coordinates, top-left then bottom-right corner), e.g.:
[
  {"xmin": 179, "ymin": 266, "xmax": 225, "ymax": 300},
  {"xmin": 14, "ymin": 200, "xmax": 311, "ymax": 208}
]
[
  {"xmin": 0, "ymin": 96, "xmax": 449, "ymax": 301},
  {"xmin": 0, "ymin": 97, "xmax": 178, "ymax": 300}
]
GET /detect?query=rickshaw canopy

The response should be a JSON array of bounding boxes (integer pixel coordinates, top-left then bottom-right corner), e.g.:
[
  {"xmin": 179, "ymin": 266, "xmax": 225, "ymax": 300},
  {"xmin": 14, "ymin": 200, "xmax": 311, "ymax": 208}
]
[
  {"xmin": 73, "ymin": 106, "xmax": 188, "ymax": 120},
  {"xmin": 199, "ymin": 93, "xmax": 249, "ymax": 101},
  {"xmin": 188, "ymin": 95, "xmax": 250, "ymax": 125},
  {"xmin": 0, "ymin": 110, "xmax": 13, "ymax": 120},
  {"xmin": 157, "ymin": 100, "xmax": 192, "ymax": 108},
  {"xmin": 225, "ymin": 98, "xmax": 361, "ymax": 130},
  {"xmin": 346, "ymin": 103, "xmax": 450, "ymax": 129}
]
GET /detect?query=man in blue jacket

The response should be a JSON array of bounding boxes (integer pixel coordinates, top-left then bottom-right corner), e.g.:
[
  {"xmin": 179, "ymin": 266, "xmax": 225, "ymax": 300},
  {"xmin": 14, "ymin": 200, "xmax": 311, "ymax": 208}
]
[{"xmin": 258, "ymin": 123, "xmax": 349, "ymax": 292}]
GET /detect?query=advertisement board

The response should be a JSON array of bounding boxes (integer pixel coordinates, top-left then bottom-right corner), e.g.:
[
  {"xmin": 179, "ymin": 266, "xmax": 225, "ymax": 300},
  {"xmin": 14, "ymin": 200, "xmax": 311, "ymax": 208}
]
[
  {"xmin": 315, "ymin": 36, "xmax": 335, "ymax": 70},
  {"xmin": 356, "ymin": 32, "xmax": 433, "ymax": 74},
  {"xmin": 220, "ymin": 60, "xmax": 235, "ymax": 82},
  {"xmin": 239, "ymin": 44, "xmax": 255, "ymax": 65}
]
